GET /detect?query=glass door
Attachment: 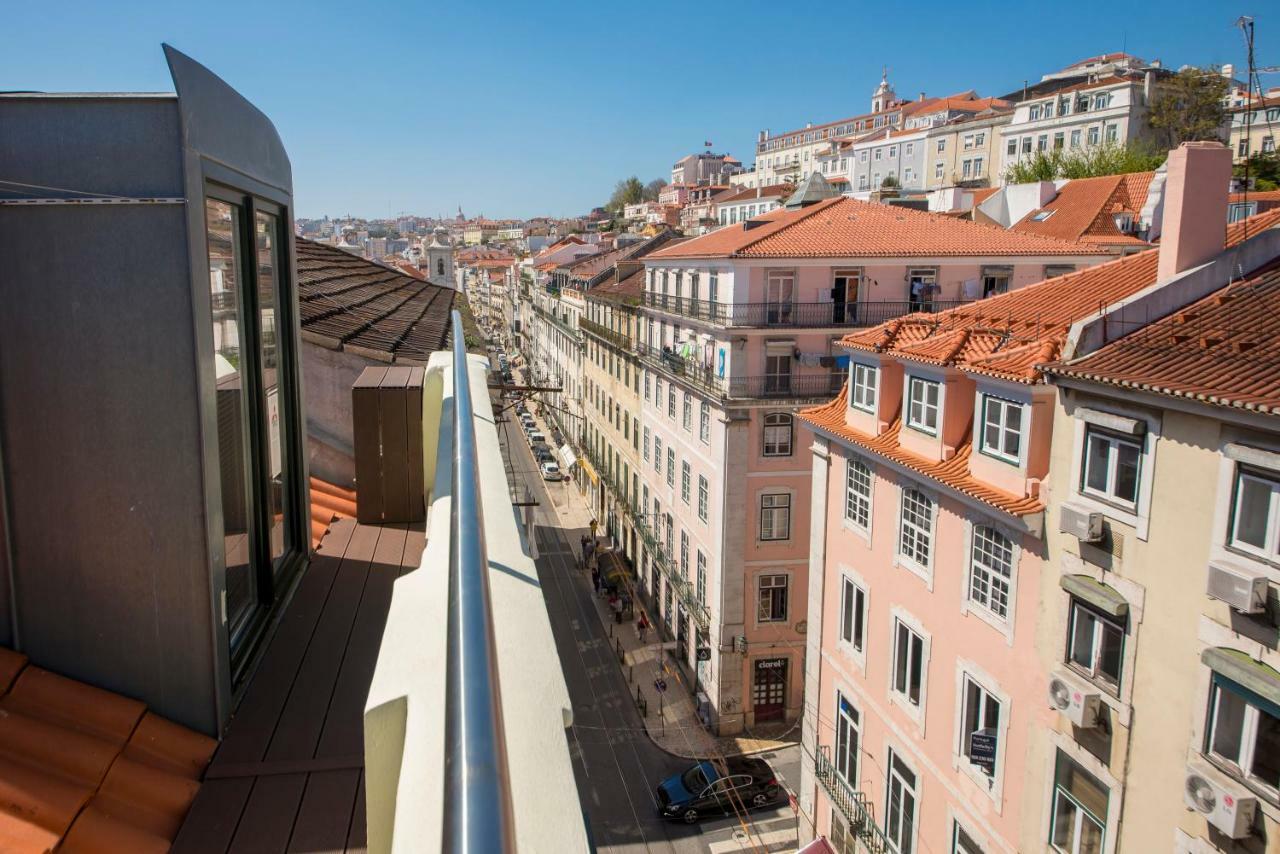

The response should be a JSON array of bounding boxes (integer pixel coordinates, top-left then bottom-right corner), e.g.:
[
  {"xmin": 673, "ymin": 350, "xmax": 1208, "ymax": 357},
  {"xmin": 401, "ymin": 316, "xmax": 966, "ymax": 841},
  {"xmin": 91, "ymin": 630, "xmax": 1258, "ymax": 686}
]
[{"xmin": 205, "ymin": 193, "xmax": 302, "ymax": 672}]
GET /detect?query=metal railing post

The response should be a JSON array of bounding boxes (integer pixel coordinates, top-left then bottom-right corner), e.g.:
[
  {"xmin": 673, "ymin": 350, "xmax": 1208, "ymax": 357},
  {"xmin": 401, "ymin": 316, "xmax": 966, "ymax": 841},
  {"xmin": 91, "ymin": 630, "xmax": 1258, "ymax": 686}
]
[{"xmin": 443, "ymin": 311, "xmax": 516, "ymax": 854}]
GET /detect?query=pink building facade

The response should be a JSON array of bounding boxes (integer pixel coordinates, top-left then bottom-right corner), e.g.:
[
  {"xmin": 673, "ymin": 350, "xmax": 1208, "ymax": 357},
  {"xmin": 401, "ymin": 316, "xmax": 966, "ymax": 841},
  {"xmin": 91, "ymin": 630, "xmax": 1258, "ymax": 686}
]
[{"xmin": 637, "ymin": 206, "xmax": 1108, "ymax": 734}]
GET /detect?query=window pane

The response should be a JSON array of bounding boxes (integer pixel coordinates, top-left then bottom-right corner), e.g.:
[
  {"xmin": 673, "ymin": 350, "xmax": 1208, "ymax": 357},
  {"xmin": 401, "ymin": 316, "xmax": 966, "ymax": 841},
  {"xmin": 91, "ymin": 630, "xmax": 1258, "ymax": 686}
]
[
  {"xmin": 207, "ymin": 199, "xmax": 256, "ymax": 635},
  {"xmin": 256, "ymin": 211, "xmax": 290, "ymax": 572},
  {"xmin": 1085, "ymin": 435, "xmax": 1110, "ymax": 493},
  {"xmin": 1211, "ymin": 686, "xmax": 1247, "ymax": 765},
  {"xmin": 1057, "ymin": 754, "xmax": 1109, "ymax": 822},
  {"xmin": 1069, "ymin": 608, "xmax": 1096, "ymax": 670},
  {"xmin": 908, "ymin": 634, "xmax": 923, "ymax": 704},
  {"xmin": 1114, "ymin": 442, "xmax": 1140, "ymax": 502},
  {"xmin": 895, "ymin": 624, "xmax": 909, "ymax": 693},
  {"xmin": 1251, "ymin": 705, "xmax": 1280, "ymax": 787},
  {"xmin": 1234, "ymin": 475, "xmax": 1273, "ymax": 550},
  {"xmin": 1097, "ymin": 622, "xmax": 1123, "ymax": 682}
]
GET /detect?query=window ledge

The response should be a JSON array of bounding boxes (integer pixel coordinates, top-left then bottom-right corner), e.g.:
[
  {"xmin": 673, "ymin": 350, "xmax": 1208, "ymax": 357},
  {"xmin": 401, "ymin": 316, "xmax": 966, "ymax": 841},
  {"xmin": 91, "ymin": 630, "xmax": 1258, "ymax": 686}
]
[
  {"xmin": 959, "ymin": 599, "xmax": 1015, "ymax": 644},
  {"xmin": 894, "ymin": 555, "xmax": 933, "ymax": 589}
]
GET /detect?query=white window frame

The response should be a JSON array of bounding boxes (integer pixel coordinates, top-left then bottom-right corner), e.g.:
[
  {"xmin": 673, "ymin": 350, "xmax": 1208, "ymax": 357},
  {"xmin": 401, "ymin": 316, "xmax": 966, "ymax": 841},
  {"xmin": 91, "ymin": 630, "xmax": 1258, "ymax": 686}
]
[
  {"xmin": 1227, "ymin": 466, "xmax": 1280, "ymax": 561},
  {"xmin": 889, "ymin": 609, "xmax": 930, "ymax": 726},
  {"xmin": 666, "ymin": 447, "xmax": 675, "ymax": 487},
  {"xmin": 906, "ymin": 376, "xmax": 941, "ymax": 435},
  {"xmin": 966, "ymin": 523, "xmax": 1016, "ymax": 628},
  {"xmin": 834, "ymin": 690, "xmax": 861, "ymax": 788},
  {"xmin": 643, "ymin": 426, "xmax": 650, "ymax": 461},
  {"xmin": 1065, "ymin": 599, "xmax": 1125, "ymax": 695},
  {"xmin": 953, "ymin": 663, "xmax": 1010, "ymax": 802},
  {"xmin": 844, "ymin": 455, "xmax": 873, "ymax": 535},
  {"xmin": 760, "ymin": 492, "xmax": 791, "ymax": 541},
  {"xmin": 896, "ymin": 485, "xmax": 935, "ymax": 583},
  {"xmin": 682, "ymin": 395, "xmax": 692, "ymax": 432},
  {"xmin": 838, "ymin": 572, "xmax": 868, "ymax": 668},
  {"xmin": 1049, "ymin": 749, "xmax": 1109, "ymax": 854},
  {"xmin": 884, "ymin": 746, "xmax": 920, "ymax": 854},
  {"xmin": 698, "ymin": 475, "xmax": 709, "ymax": 522},
  {"xmin": 699, "ymin": 401, "xmax": 711, "ymax": 444},
  {"xmin": 1080, "ymin": 426, "xmax": 1143, "ymax": 510},
  {"xmin": 850, "ymin": 362, "xmax": 879, "ymax": 414},
  {"xmin": 1204, "ymin": 674, "xmax": 1280, "ymax": 801}
]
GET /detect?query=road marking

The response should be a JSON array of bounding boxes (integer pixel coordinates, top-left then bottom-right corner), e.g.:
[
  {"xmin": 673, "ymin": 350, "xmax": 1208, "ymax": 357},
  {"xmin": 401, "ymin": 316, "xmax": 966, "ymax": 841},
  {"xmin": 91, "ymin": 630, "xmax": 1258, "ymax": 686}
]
[{"xmin": 707, "ymin": 825, "xmax": 799, "ymax": 853}]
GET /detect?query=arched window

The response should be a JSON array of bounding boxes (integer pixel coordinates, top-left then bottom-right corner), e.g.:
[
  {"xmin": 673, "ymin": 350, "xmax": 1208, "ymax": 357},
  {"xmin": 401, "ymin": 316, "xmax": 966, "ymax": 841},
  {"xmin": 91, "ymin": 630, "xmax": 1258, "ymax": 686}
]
[
  {"xmin": 763, "ymin": 412, "xmax": 793, "ymax": 457},
  {"xmin": 437, "ymin": 258, "xmax": 445, "ymax": 276}
]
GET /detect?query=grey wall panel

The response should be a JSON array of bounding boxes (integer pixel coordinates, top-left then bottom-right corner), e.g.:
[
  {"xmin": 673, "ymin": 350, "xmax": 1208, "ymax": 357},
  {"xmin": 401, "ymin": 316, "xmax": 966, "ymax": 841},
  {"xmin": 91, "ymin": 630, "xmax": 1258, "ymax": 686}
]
[
  {"xmin": 0, "ymin": 203, "xmax": 216, "ymax": 732},
  {"xmin": 0, "ymin": 97, "xmax": 182, "ymax": 198}
]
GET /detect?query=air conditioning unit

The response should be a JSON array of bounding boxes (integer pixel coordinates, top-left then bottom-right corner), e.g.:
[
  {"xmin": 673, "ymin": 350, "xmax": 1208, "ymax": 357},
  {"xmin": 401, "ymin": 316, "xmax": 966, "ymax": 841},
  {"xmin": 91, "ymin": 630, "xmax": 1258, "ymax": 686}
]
[
  {"xmin": 1047, "ymin": 671, "xmax": 1102, "ymax": 728},
  {"xmin": 1184, "ymin": 761, "xmax": 1257, "ymax": 839},
  {"xmin": 1206, "ymin": 561, "xmax": 1269, "ymax": 614},
  {"xmin": 1059, "ymin": 504, "xmax": 1104, "ymax": 543}
]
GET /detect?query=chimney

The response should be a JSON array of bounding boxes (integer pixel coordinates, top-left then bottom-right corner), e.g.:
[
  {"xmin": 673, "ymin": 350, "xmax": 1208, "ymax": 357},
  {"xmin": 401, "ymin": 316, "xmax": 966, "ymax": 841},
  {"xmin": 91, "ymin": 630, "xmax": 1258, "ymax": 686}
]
[
  {"xmin": 918, "ymin": 91, "xmax": 925, "ymax": 101},
  {"xmin": 1157, "ymin": 142, "xmax": 1232, "ymax": 281}
]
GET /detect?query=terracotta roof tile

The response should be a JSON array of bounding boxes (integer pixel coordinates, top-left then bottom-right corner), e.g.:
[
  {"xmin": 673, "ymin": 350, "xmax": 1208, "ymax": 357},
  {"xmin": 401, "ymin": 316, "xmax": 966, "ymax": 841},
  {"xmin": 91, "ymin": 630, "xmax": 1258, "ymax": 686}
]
[
  {"xmin": 715, "ymin": 183, "xmax": 795, "ymax": 205},
  {"xmin": 297, "ymin": 237, "xmax": 459, "ymax": 363},
  {"xmin": 799, "ymin": 390, "xmax": 1045, "ymax": 515},
  {"xmin": 0, "ymin": 653, "xmax": 215, "ymax": 852},
  {"xmin": 310, "ymin": 477, "xmax": 356, "ymax": 547},
  {"xmin": 650, "ymin": 196, "xmax": 1104, "ymax": 259},
  {"xmin": 1045, "ymin": 257, "xmax": 1280, "ymax": 413},
  {"xmin": 1011, "ymin": 172, "xmax": 1156, "ymax": 247}
]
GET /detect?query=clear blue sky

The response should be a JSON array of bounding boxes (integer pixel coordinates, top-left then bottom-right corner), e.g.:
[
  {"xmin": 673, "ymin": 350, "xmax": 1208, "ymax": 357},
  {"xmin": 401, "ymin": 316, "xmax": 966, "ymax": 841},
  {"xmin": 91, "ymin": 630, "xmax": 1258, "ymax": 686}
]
[{"xmin": 3, "ymin": 1, "xmax": 1274, "ymax": 219}]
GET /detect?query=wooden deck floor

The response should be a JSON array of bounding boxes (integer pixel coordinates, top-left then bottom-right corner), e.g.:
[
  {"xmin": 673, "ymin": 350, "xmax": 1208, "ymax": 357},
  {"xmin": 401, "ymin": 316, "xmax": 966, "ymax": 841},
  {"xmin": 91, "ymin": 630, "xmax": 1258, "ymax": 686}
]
[{"xmin": 173, "ymin": 518, "xmax": 425, "ymax": 854}]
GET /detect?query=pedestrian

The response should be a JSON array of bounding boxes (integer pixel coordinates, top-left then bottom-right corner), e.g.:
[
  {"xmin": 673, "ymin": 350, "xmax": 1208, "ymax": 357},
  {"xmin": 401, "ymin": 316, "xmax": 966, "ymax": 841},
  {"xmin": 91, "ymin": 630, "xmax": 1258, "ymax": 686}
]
[
  {"xmin": 636, "ymin": 612, "xmax": 649, "ymax": 643},
  {"xmin": 612, "ymin": 596, "xmax": 623, "ymax": 625},
  {"xmin": 591, "ymin": 566, "xmax": 600, "ymax": 593}
]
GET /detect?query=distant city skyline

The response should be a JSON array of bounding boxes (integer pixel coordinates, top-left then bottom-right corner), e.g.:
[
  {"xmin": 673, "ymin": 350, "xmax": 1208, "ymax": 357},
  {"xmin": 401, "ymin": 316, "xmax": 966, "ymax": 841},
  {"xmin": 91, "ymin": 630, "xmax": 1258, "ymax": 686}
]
[{"xmin": 4, "ymin": 0, "xmax": 1274, "ymax": 218}]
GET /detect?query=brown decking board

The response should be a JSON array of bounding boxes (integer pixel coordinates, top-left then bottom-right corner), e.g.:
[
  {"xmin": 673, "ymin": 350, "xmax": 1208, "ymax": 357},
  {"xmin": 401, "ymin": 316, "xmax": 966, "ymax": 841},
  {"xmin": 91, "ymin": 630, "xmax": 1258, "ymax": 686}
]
[{"xmin": 173, "ymin": 518, "xmax": 425, "ymax": 854}]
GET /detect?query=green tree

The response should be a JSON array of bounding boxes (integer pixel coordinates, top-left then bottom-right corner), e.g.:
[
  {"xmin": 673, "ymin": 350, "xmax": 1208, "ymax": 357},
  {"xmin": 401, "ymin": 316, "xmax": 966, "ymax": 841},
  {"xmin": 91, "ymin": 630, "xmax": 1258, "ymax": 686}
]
[
  {"xmin": 1234, "ymin": 153, "xmax": 1280, "ymax": 191},
  {"xmin": 1004, "ymin": 142, "xmax": 1166, "ymax": 183},
  {"xmin": 880, "ymin": 174, "xmax": 900, "ymax": 188},
  {"xmin": 1149, "ymin": 66, "xmax": 1228, "ymax": 148},
  {"xmin": 606, "ymin": 176, "xmax": 645, "ymax": 215},
  {"xmin": 642, "ymin": 178, "xmax": 666, "ymax": 201}
]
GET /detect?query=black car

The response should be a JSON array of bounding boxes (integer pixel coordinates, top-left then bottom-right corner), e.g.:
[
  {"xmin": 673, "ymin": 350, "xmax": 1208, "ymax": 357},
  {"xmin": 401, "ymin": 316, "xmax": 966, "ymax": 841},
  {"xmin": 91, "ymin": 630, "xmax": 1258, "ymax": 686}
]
[{"xmin": 655, "ymin": 757, "xmax": 781, "ymax": 823}]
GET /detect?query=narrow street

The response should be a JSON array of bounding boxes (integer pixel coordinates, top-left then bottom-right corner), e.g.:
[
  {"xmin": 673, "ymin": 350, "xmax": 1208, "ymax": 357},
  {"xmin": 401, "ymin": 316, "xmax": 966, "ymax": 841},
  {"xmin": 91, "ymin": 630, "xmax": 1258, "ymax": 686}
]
[{"xmin": 493, "ymin": 391, "xmax": 801, "ymax": 854}]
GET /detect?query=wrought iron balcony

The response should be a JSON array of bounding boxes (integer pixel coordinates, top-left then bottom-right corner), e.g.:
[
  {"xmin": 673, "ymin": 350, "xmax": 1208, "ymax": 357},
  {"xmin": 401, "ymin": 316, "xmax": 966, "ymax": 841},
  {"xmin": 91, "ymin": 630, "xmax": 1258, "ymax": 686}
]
[
  {"xmin": 579, "ymin": 317, "xmax": 633, "ymax": 351},
  {"xmin": 641, "ymin": 293, "xmax": 973, "ymax": 329},
  {"xmin": 531, "ymin": 303, "xmax": 581, "ymax": 343},
  {"xmin": 635, "ymin": 343, "xmax": 844, "ymax": 404},
  {"xmin": 815, "ymin": 744, "xmax": 892, "ymax": 854},
  {"xmin": 632, "ymin": 514, "xmax": 709, "ymax": 631}
]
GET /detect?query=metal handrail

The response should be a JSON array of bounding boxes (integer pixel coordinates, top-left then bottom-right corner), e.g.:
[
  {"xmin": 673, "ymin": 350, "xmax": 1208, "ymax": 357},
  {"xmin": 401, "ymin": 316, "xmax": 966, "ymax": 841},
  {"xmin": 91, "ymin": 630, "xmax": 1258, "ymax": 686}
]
[
  {"xmin": 444, "ymin": 310, "xmax": 516, "ymax": 853},
  {"xmin": 815, "ymin": 744, "xmax": 892, "ymax": 853},
  {"xmin": 641, "ymin": 292, "xmax": 974, "ymax": 328}
]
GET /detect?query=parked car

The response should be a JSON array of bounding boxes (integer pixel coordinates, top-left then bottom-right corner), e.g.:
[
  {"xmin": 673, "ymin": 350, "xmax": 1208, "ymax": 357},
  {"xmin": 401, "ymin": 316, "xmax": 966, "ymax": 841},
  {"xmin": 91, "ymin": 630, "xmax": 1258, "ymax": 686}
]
[
  {"xmin": 655, "ymin": 757, "xmax": 781, "ymax": 824},
  {"xmin": 535, "ymin": 448, "xmax": 555, "ymax": 465},
  {"xmin": 540, "ymin": 462, "xmax": 562, "ymax": 481},
  {"xmin": 528, "ymin": 431, "xmax": 546, "ymax": 446}
]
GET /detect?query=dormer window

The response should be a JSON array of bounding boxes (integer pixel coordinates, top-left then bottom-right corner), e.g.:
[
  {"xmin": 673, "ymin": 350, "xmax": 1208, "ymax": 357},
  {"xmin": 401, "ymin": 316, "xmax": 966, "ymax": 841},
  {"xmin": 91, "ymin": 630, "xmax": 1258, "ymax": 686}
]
[
  {"xmin": 1229, "ymin": 467, "xmax": 1280, "ymax": 561},
  {"xmin": 851, "ymin": 363, "xmax": 879, "ymax": 413},
  {"xmin": 906, "ymin": 377, "xmax": 940, "ymax": 435},
  {"xmin": 980, "ymin": 396, "xmax": 1023, "ymax": 464}
]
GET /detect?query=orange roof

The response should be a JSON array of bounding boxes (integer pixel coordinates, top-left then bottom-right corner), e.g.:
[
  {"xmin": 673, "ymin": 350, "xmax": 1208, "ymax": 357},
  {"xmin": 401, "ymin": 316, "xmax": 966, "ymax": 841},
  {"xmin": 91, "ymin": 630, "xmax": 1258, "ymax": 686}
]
[
  {"xmin": 1045, "ymin": 257, "xmax": 1280, "ymax": 414},
  {"xmin": 715, "ymin": 183, "xmax": 794, "ymax": 205},
  {"xmin": 1230, "ymin": 190, "xmax": 1280, "ymax": 203},
  {"xmin": 649, "ymin": 196, "xmax": 1104, "ymax": 260},
  {"xmin": 801, "ymin": 392, "xmax": 1045, "ymax": 516},
  {"xmin": 970, "ymin": 187, "xmax": 1000, "ymax": 206},
  {"xmin": 0, "ymin": 648, "xmax": 216, "ymax": 852},
  {"xmin": 1012, "ymin": 172, "xmax": 1155, "ymax": 247},
  {"xmin": 311, "ymin": 477, "xmax": 356, "ymax": 547},
  {"xmin": 800, "ymin": 206, "xmax": 1280, "ymax": 514}
]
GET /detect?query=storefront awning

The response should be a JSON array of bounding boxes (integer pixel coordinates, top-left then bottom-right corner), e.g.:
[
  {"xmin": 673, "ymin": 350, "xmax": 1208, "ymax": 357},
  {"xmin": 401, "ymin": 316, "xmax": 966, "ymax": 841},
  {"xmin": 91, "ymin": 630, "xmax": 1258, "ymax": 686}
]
[{"xmin": 578, "ymin": 456, "xmax": 599, "ymax": 485}]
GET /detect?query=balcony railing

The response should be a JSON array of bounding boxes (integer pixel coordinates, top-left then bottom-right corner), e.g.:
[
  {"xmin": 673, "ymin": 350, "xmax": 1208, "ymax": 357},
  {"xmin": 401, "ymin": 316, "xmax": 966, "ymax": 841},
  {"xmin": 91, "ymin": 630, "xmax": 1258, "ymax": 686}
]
[
  {"xmin": 579, "ymin": 317, "xmax": 633, "ymax": 350},
  {"xmin": 632, "ymin": 514, "xmax": 710, "ymax": 630},
  {"xmin": 532, "ymin": 303, "xmax": 581, "ymax": 343},
  {"xmin": 363, "ymin": 313, "xmax": 588, "ymax": 853},
  {"xmin": 815, "ymin": 745, "xmax": 892, "ymax": 854},
  {"xmin": 641, "ymin": 293, "xmax": 973, "ymax": 329},
  {"xmin": 635, "ymin": 343, "xmax": 845, "ymax": 404}
]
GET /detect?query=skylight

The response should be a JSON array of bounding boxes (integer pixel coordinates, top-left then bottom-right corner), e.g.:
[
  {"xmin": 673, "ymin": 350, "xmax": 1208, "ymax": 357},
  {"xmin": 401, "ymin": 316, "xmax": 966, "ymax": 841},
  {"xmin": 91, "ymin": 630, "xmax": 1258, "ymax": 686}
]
[{"xmin": 1030, "ymin": 209, "xmax": 1056, "ymax": 222}]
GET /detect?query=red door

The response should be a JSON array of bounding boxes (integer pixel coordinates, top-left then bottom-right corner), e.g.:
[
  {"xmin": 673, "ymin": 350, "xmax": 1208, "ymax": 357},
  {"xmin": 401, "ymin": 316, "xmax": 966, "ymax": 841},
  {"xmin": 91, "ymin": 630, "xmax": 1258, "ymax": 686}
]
[{"xmin": 752, "ymin": 658, "xmax": 788, "ymax": 723}]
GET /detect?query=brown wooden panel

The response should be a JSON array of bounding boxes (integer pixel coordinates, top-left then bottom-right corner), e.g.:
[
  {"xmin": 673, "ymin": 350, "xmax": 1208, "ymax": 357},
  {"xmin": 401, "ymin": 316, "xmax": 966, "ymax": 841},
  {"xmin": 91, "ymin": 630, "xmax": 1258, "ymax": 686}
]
[
  {"xmin": 225, "ymin": 774, "xmax": 307, "ymax": 854},
  {"xmin": 352, "ymin": 368, "xmax": 387, "ymax": 523},
  {"xmin": 171, "ymin": 777, "xmax": 253, "ymax": 854},
  {"xmin": 215, "ymin": 520, "xmax": 356, "ymax": 765},
  {"xmin": 378, "ymin": 370, "xmax": 411, "ymax": 523},
  {"xmin": 405, "ymin": 367, "xmax": 425, "ymax": 522},
  {"xmin": 316, "ymin": 524, "xmax": 407, "ymax": 758},
  {"xmin": 286, "ymin": 769, "xmax": 361, "ymax": 854},
  {"xmin": 265, "ymin": 523, "xmax": 381, "ymax": 761}
]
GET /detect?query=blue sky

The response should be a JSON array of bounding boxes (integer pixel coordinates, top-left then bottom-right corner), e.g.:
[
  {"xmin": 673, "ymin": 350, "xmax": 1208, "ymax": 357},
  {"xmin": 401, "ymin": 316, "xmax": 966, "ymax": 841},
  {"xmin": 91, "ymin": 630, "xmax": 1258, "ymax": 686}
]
[{"xmin": 3, "ymin": 1, "xmax": 1274, "ymax": 219}]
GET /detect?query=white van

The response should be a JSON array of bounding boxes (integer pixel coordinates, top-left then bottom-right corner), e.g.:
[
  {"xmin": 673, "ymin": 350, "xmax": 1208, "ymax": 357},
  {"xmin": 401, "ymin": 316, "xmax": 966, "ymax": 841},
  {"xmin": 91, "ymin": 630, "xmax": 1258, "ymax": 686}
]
[{"xmin": 528, "ymin": 431, "xmax": 547, "ymax": 446}]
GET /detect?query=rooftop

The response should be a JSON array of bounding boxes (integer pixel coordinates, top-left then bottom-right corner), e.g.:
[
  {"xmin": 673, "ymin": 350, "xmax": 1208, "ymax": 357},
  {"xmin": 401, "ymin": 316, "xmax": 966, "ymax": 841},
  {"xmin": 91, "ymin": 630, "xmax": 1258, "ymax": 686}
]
[
  {"xmin": 1045, "ymin": 257, "xmax": 1280, "ymax": 414},
  {"xmin": 715, "ymin": 183, "xmax": 795, "ymax": 205},
  {"xmin": 1011, "ymin": 172, "xmax": 1156, "ymax": 247},
  {"xmin": 297, "ymin": 237, "xmax": 469, "ymax": 364},
  {"xmin": 649, "ymin": 196, "xmax": 1107, "ymax": 260}
]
